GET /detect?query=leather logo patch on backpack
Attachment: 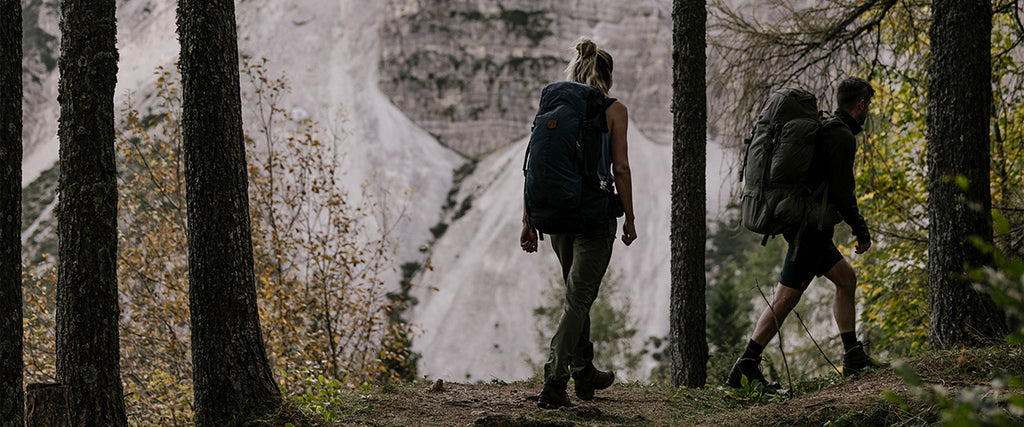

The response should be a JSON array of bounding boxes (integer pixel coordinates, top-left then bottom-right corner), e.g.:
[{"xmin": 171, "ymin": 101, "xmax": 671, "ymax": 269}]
[{"xmin": 547, "ymin": 119, "xmax": 558, "ymax": 129}]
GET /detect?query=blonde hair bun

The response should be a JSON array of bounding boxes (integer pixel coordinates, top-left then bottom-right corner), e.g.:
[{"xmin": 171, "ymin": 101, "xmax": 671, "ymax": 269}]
[
  {"xmin": 565, "ymin": 37, "xmax": 613, "ymax": 95},
  {"xmin": 575, "ymin": 38, "xmax": 598, "ymax": 58}
]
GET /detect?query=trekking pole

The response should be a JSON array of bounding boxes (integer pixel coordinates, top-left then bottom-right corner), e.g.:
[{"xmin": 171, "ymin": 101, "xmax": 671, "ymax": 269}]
[
  {"xmin": 755, "ymin": 281, "xmax": 794, "ymax": 393},
  {"xmin": 792, "ymin": 309, "xmax": 842, "ymax": 379}
]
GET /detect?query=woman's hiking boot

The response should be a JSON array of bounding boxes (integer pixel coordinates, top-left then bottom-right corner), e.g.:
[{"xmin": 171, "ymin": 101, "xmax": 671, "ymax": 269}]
[
  {"xmin": 841, "ymin": 342, "xmax": 887, "ymax": 376},
  {"xmin": 572, "ymin": 365, "xmax": 615, "ymax": 400},
  {"xmin": 537, "ymin": 383, "xmax": 573, "ymax": 409},
  {"xmin": 726, "ymin": 357, "xmax": 780, "ymax": 391}
]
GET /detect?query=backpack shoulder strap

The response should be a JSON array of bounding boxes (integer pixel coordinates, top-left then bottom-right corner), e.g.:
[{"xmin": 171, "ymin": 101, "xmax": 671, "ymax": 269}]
[
  {"xmin": 818, "ymin": 111, "xmax": 847, "ymax": 131},
  {"xmin": 599, "ymin": 97, "xmax": 617, "ymax": 131},
  {"xmin": 812, "ymin": 111, "xmax": 849, "ymax": 146}
]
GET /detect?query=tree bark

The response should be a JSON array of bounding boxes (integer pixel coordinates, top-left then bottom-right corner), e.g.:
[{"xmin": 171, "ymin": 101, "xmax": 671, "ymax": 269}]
[
  {"xmin": 177, "ymin": 0, "xmax": 282, "ymax": 424},
  {"xmin": 927, "ymin": 0, "xmax": 1007, "ymax": 347},
  {"xmin": 55, "ymin": 0, "xmax": 127, "ymax": 425},
  {"xmin": 0, "ymin": 1, "xmax": 24, "ymax": 425},
  {"xmin": 25, "ymin": 383, "xmax": 71, "ymax": 427},
  {"xmin": 670, "ymin": 0, "xmax": 709, "ymax": 387}
]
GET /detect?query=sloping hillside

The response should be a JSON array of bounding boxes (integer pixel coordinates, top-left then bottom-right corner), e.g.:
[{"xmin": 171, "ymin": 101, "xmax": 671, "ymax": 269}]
[
  {"xmin": 273, "ymin": 345, "xmax": 1024, "ymax": 426},
  {"xmin": 19, "ymin": 0, "xmax": 737, "ymax": 385},
  {"xmin": 409, "ymin": 126, "xmax": 678, "ymax": 382},
  {"xmin": 21, "ymin": 0, "xmax": 461, "ymax": 272}
]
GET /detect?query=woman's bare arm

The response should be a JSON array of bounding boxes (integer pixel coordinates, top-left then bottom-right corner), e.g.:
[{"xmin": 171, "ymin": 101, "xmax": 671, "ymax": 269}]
[{"xmin": 607, "ymin": 101, "xmax": 636, "ymax": 245}]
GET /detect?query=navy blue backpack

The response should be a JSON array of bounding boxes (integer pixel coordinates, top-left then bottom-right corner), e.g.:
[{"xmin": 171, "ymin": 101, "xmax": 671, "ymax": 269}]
[{"xmin": 523, "ymin": 81, "xmax": 622, "ymax": 235}]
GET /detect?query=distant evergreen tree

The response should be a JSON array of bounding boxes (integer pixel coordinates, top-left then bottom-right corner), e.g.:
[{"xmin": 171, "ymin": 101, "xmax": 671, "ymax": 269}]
[
  {"xmin": 705, "ymin": 214, "xmax": 757, "ymax": 381},
  {"xmin": 55, "ymin": 0, "xmax": 127, "ymax": 424},
  {"xmin": 381, "ymin": 261, "xmax": 423, "ymax": 383},
  {"xmin": 0, "ymin": 1, "xmax": 24, "ymax": 425},
  {"xmin": 927, "ymin": 0, "xmax": 1007, "ymax": 347},
  {"xmin": 670, "ymin": 0, "xmax": 709, "ymax": 388},
  {"xmin": 177, "ymin": 0, "xmax": 281, "ymax": 423}
]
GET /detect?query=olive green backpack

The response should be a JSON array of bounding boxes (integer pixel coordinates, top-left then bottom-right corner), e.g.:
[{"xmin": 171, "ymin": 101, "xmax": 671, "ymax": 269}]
[{"xmin": 740, "ymin": 88, "xmax": 844, "ymax": 252}]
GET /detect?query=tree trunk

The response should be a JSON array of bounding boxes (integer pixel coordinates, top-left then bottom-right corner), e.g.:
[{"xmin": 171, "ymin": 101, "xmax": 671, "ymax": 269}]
[
  {"xmin": 55, "ymin": 0, "xmax": 127, "ymax": 425},
  {"xmin": 670, "ymin": 0, "xmax": 709, "ymax": 387},
  {"xmin": 0, "ymin": 1, "xmax": 24, "ymax": 425},
  {"xmin": 25, "ymin": 383, "xmax": 71, "ymax": 427},
  {"xmin": 927, "ymin": 0, "xmax": 1007, "ymax": 347},
  {"xmin": 177, "ymin": 0, "xmax": 282, "ymax": 424}
]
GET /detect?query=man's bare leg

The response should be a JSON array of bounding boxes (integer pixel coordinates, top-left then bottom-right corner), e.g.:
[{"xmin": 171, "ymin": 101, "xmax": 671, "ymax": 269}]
[
  {"xmin": 751, "ymin": 284, "xmax": 805, "ymax": 346},
  {"xmin": 825, "ymin": 259, "xmax": 857, "ymax": 334},
  {"xmin": 727, "ymin": 283, "xmax": 805, "ymax": 389},
  {"xmin": 822, "ymin": 259, "xmax": 883, "ymax": 372}
]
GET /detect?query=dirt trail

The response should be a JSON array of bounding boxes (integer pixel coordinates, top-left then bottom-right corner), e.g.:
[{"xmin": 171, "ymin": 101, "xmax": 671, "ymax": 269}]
[
  {"xmin": 329, "ymin": 373, "xmax": 906, "ymax": 426},
  {"xmin": 320, "ymin": 347, "xmax": 1024, "ymax": 426}
]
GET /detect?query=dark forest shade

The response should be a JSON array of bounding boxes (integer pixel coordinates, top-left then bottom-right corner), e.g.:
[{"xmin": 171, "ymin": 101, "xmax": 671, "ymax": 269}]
[
  {"xmin": 55, "ymin": 0, "xmax": 128, "ymax": 425},
  {"xmin": 669, "ymin": 0, "xmax": 709, "ymax": 387},
  {"xmin": 926, "ymin": 0, "xmax": 1007, "ymax": 347},
  {"xmin": 1, "ymin": 1, "xmax": 24, "ymax": 425},
  {"xmin": 177, "ymin": 0, "xmax": 282, "ymax": 424}
]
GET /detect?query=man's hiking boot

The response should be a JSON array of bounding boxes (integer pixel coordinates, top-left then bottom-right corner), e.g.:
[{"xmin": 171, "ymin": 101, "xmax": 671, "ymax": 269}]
[
  {"xmin": 572, "ymin": 365, "xmax": 615, "ymax": 400},
  {"xmin": 537, "ymin": 383, "xmax": 573, "ymax": 409},
  {"xmin": 842, "ymin": 342, "xmax": 888, "ymax": 376},
  {"xmin": 726, "ymin": 357, "xmax": 780, "ymax": 391}
]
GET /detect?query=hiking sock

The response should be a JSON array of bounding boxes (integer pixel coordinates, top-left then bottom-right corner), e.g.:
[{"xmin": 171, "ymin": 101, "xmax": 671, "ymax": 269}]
[
  {"xmin": 741, "ymin": 339, "xmax": 765, "ymax": 360},
  {"xmin": 840, "ymin": 332, "xmax": 858, "ymax": 352}
]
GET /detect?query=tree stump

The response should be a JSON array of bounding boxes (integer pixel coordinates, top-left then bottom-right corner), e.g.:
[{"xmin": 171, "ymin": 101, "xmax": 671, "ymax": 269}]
[{"xmin": 25, "ymin": 383, "xmax": 70, "ymax": 427}]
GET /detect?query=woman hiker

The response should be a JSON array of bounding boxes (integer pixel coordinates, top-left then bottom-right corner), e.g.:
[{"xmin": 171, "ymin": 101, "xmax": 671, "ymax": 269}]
[{"xmin": 520, "ymin": 37, "xmax": 637, "ymax": 409}]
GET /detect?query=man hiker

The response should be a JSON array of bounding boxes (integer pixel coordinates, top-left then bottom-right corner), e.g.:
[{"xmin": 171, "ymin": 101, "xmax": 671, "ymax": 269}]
[
  {"xmin": 728, "ymin": 76, "xmax": 884, "ymax": 389},
  {"xmin": 521, "ymin": 38, "xmax": 637, "ymax": 409}
]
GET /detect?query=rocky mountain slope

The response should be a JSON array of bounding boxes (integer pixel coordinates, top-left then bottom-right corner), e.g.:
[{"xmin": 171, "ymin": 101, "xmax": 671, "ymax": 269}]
[
  {"xmin": 20, "ymin": 0, "xmax": 461, "ymax": 267},
  {"xmin": 379, "ymin": 0, "xmax": 674, "ymax": 157},
  {"xmin": 381, "ymin": 1, "xmax": 734, "ymax": 381},
  {"xmin": 20, "ymin": 0, "xmax": 736, "ymax": 383}
]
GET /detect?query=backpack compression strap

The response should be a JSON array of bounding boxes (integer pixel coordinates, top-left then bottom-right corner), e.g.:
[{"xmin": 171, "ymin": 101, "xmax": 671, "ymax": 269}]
[
  {"xmin": 787, "ymin": 180, "xmax": 830, "ymax": 261},
  {"xmin": 521, "ymin": 132, "xmax": 544, "ymax": 241}
]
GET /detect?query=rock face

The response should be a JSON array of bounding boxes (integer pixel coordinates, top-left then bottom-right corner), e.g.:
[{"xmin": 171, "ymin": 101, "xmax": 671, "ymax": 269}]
[
  {"xmin": 384, "ymin": 2, "xmax": 735, "ymax": 381},
  {"xmin": 408, "ymin": 126, "xmax": 683, "ymax": 382},
  {"xmin": 20, "ymin": 0, "xmax": 739, "ymax": 385},
  {"xmin": 21, "ymin": 0, "xmax": 61, "ymax": 185},
  {"xmin": 379, "ymin": 0, "xmax": 674, "ymax": 158},
  {"xmin": 20, "ymin": 0, "xmax": 462, "ymax": 272}
]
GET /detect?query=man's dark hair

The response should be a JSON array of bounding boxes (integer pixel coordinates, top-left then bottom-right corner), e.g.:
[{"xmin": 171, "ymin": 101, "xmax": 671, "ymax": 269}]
[{"xmin": 836, "ymin": 77, "xmax": 875, "ymax": 110}]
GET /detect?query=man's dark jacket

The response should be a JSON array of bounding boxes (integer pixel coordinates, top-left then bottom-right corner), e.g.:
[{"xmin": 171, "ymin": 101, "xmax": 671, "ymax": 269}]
[{"xmin": 807, "ymin": 109, "xmax": 871, "ymax": 245}]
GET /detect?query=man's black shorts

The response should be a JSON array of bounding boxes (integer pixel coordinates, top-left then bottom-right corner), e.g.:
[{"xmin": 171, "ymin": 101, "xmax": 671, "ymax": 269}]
[{"xmin": 779, "ymin": 227, "xmax": 844, "ymax": 291}]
